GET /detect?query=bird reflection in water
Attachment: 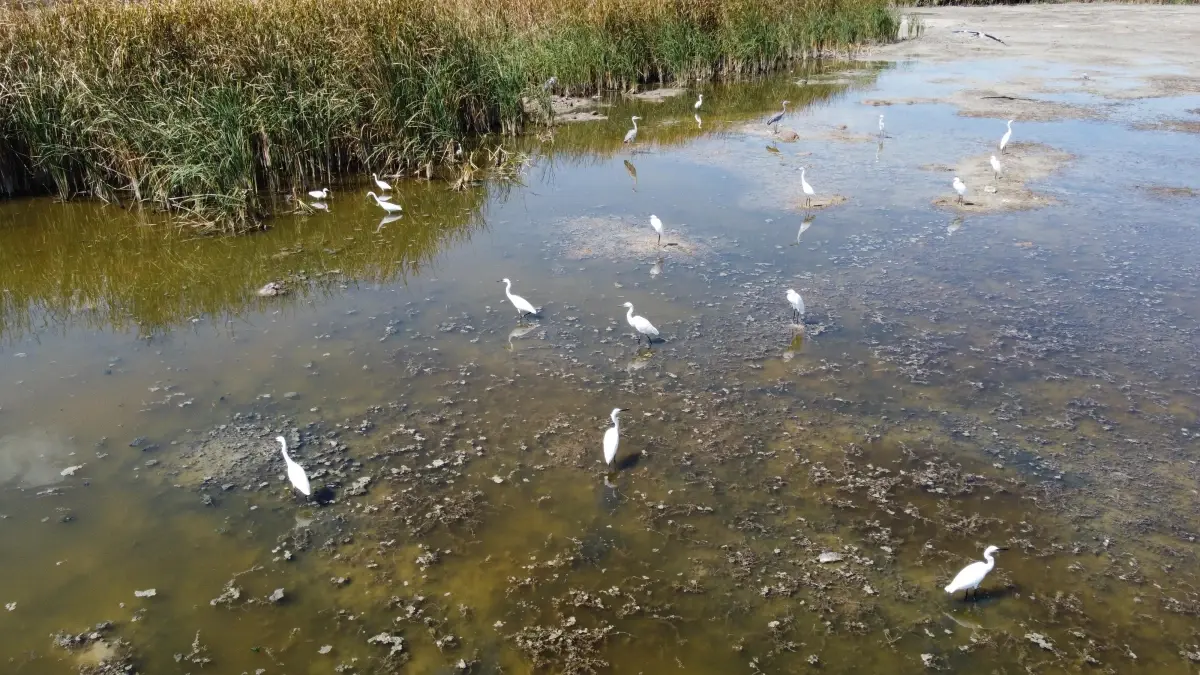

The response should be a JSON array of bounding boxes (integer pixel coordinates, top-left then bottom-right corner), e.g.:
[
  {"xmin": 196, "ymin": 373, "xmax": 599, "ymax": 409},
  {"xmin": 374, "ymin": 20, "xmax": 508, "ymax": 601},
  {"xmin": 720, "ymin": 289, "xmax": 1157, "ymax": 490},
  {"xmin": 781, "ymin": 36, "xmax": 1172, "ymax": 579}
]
[
  {"xmin": 506, "ymin": 323, "xmax": 540, "ymax": 351},
  {"xmin": 376, "ymin": 214, "xmax": 402, "ymax": 233},
  {"xmin": 624, "ymin": 159, "xmax": 638, "ymax": 192},
  {"xmin": 694, "ymin": 114, "xmax": 702, "ymax": 129},
  {"xmin": 794, "ymin": 214, "xmax": 814, "ymax": 245},
  {"xmin": 650, "ymin": 256, "xmax": 664, "ymax": 278},
  {"xmin": 947, "ymin": 216, "xmax": 963, "ymax": 236},
  {"xmin": 782, "ymin": 330, "xmax": 805, "ymax": 361}
]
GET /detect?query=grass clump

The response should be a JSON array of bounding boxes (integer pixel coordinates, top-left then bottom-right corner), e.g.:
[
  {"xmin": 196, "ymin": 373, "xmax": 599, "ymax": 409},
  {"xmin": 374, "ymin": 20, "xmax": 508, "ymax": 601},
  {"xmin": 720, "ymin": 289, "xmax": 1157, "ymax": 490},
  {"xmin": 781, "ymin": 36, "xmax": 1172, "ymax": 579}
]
[{"xmin": 0, "ymin": 0, "xmax": 897, "ymax": 230}]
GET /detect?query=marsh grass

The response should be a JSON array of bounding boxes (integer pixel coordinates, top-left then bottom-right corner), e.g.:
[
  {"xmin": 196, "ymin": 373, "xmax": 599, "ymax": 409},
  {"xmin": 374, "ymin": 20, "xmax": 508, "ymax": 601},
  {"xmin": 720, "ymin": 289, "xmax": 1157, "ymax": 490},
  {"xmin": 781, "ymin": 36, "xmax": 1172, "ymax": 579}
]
[{"xmin": 0, "ymin": 0, "xmax": 896, "ymax": 230}]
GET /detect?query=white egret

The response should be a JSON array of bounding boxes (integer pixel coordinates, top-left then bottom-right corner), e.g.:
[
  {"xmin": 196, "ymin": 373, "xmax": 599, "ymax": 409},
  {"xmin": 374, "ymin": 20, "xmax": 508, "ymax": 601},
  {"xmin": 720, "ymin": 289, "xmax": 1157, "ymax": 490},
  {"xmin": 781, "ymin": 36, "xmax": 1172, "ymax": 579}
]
[
  {"xmin": 800, "ymin": 167, "xmax": 816, "ymax": 209},
  {"xmin": 878, "ymin": 114, "xmax": 885, "ymax": 137},
  {"xmin": 766, "ymin": 100, "xmax": 790, "ymax": 129},
  {"xmin": 307, "ymin": 187, "xmax": 331, "ymax": 200},
  {"xmin": 999, "ymin": 119, "xmax": 1013, "ymax": 153},
  {"xmin": 622, "ymin": 302, "xmax": 659, "ymax": 346},
  {"xmin": 367, "ymin": 191, "xmax": 403, "ymax": 214},
  {"xmin": 990, "ymin": 154, "xmax": 1002, "ymax": 180},
  {"xmin": 786, "ymin": 289, "xmax": 805, "ymax": 323},
  {"xmin": 952, "ymin": 176, "xmax": 967, "ymax": 204},
  {"xmin": 372, "ymin": 173, "xmax": 392, "ymax": 192},
  {"xmin": 650, "ymin": 214, "xmax": 663, "ymax": 245},
  {"xmin": 694, "ymin": 93, "xmax": 703, "ymax": 110},
  {"xmin": 277, "ymin": 436, "xmax": 311, "ymax": 496},
  {"xmin": 500, "ymin": 278, "xmax": 539, "ymax": 321},
  {"xmin": 623, "ymin": 116, "xmax": 642, "ymax": 144},
  {"xmin": 603, "ymin": 407, "xmax": 629, "ymax": 467},
  {"xmin": 945, "ymin": 545, "xmax": 1008, "ymax": 599}
]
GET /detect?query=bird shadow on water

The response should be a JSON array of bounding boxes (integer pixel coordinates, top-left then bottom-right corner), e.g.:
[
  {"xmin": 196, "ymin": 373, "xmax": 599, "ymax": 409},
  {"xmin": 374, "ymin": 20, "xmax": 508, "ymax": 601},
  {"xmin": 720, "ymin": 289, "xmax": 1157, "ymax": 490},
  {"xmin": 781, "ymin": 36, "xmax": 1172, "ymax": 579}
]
[{"xmin": 949, "ymin": 584, "xmax": 1019, "ymax": 608}]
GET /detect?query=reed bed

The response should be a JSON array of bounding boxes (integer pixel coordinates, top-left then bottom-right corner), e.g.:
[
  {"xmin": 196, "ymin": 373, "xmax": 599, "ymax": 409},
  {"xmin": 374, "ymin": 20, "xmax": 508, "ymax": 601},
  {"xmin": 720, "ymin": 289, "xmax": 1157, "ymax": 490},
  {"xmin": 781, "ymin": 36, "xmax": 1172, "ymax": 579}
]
[{"xmin": 0, "ymin": 0, "xmax": 897, "ymax": 230}]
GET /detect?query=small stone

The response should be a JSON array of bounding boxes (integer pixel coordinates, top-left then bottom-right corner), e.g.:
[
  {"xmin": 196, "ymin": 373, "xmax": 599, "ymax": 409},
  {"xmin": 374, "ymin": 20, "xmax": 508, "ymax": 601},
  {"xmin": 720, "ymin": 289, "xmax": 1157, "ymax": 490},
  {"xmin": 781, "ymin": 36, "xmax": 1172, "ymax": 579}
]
[
  {"xmin": 318, "ymin": 645, "xmax": 332, "ymax": 655},
  {"xmin": 60, "ymin": 465, "xmax": 84, "ymax": 477},
  {"xmin": 134, "ymin": 589, "xmax": 156, "ymax": 598},
  {"xmin": 490, "ymin": 475, "xmax": 504, "ymax": 484},
  {"xmin": 1026, "ymin": 633, "xmax": 1054, "ymax": 651},
  {"xmin": 818, "ymin": 552, "xmax": 843, "ymax": 564},
  {"xmin": 268, "ymin": 588, "xmax": 285, "ymax": 603},
  {"xmin": 5, "ymin": 602, "xmax": 15, "ymax": 611}
]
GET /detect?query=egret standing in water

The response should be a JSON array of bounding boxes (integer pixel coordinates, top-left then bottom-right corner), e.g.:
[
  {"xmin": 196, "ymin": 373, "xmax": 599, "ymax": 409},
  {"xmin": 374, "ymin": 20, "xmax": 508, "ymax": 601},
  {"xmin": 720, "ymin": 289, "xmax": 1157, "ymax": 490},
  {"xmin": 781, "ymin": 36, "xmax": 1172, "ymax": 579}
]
[
  {"xmin": 622, "ymin": 302, "xmax": 659, "ymax": 347},
  {"xmin": 952, "ymin": 176, "xmax": 967, "ymax": 204},
  {"xmin": 800, "ymin": 167, "xmax": 816, "ymax": 209},
  {"xmin": 277, "ymin": 436, "xmax": 311, "ymax": 497},
  {"xmin": 786, "ymin": 289, "xmax": 805, "ymax": 324},
  {"xmin": 372, "ymin": 173, "xmax": 392, "ymax": 192},
  {"xmin": 694, "ymin": 94, "xmax": 703, "ymax": 110},
  {"xmin": 307, "ymin": 187, "xmax": 331, "ymax": 201},
  {"xmin": 367, "ymin": 191, "xmax": 403, "ymax": 214},
  {"xmin": 650, "ymin": 214, "xmax": 663, "ymax": 245},
  {"xmin": 945, "ymin": 545, "xmax": 1008, "ymax": 600},
  {"xmin": 990, "ymin": 154, "xmax": 1003, "ymax": 181},
  {"xmin": 623, "ymin": 116, "xmax": 642, "ymax": 144},
  {"xmin": 766, "ymin": 101, "xmax": 790, "ymax": 129},
  {"xmin": 499, "ymin": 278, "xmax": 539, "ymax": 322},
  {"xmin": 603, "ymin": 407, "xmax": 629, "ymax": 468},
  {"xmin": 999, "ymin": 119, "xmax": 1013, "ymax": 153}
]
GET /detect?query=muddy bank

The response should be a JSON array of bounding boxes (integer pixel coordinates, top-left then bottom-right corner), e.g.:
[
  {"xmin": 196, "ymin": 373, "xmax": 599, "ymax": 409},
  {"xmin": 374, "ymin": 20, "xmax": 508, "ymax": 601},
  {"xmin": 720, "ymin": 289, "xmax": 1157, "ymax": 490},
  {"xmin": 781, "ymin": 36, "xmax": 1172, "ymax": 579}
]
[{"xmin": 929, "ymin": 141, "xmax": 1072, "ymax": 213}]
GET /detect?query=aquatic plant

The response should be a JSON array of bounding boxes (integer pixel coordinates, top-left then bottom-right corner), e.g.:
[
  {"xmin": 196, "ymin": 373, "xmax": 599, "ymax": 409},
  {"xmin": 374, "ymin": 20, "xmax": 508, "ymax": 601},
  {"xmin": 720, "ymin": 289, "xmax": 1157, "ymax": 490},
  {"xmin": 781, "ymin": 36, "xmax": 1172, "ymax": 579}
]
[{"xmin": 0, "ymin": 0, "xmax": 898, "ymax": 230}]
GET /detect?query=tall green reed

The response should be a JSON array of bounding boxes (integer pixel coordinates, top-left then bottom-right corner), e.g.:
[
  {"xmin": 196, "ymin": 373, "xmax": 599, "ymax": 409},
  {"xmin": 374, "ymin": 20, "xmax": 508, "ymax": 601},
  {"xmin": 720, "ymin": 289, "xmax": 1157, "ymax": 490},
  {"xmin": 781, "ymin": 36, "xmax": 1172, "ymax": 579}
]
[{"xmin": 0, "ymin": 0, "xmax": 897, "ymax": 231}]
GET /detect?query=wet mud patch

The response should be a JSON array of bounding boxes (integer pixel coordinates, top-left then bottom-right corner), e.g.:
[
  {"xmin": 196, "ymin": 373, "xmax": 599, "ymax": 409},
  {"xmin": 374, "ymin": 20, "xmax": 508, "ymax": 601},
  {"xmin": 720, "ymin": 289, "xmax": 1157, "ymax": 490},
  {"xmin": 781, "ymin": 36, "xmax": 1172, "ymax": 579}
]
[
  {"xmin": 737, "ymin": 121, "xmax": 876, "ymax": 144},
  {"xmin": 553, "ymin": 215, "xmax": 716, "ymax": 261},
  {"xmin": 1135, "ymin": 118, "xmax": 1200, "ymax": 135},
  {"xmin": 929, "ymin": 142, "xmax": 1073, "ymax": 213},
  {"xmin": 863, "ymin": 90, "xmax": 1102, "ymax": 122},
  {"xmin": 629, "ymin": 87, "xmax": 686, "ymax": 102},
  {"xmin": 1139, "ymin": 185, "xmax": 1198, "ymax": 200},
  {"xmin": 787, "ymin": 194, "xmax": 848, "ymax": 212}
]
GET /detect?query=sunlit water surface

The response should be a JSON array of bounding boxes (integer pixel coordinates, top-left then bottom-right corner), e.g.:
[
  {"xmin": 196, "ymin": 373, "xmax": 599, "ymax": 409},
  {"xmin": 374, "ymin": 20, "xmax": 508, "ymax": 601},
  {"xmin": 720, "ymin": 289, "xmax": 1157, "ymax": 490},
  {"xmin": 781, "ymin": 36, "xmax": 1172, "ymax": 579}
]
[{"xmin": 2, "ymin": 62, "xmax": 1200, "ymax": 674}]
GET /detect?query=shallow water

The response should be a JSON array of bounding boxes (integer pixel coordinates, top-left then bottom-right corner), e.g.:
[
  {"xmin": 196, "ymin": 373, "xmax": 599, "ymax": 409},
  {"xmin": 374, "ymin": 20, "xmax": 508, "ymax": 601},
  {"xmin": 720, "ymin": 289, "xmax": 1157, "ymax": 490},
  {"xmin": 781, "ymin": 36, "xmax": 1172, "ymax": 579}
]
[{"xmin": 3, "ymin": 60, "xmax": 1200, "ymax": 674}]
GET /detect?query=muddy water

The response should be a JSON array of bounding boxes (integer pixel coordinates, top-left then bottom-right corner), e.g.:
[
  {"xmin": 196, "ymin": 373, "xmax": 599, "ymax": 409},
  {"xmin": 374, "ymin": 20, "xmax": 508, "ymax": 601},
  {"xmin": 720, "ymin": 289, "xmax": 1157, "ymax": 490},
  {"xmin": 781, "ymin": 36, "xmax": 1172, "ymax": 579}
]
[{"xmin": 3, "ymin": 61, "xmax": 1200, "ymax": 674}]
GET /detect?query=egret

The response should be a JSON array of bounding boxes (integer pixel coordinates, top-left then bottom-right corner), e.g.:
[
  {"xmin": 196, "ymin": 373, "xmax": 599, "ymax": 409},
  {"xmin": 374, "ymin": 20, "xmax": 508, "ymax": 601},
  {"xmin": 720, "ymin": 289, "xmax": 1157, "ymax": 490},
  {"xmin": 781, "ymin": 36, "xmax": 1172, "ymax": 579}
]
[
  {"xmin": 766, "ymin": 101, "xmax": 790, "ymax": 129},
  {"xmin": 622, "ymin": 301, "xmax": 659, "ymax": 346},
  {"xmin": 367, "ymin": 191, "xmax": 403, "ymax": 214},
  {"xmin": 786, "ymin": 289, "xmax": 805, "ymax": 323},
  {"xmin": 952, "ymin": 176, "xmax": 967, "ymax": 204},
  {"xmin": 990, "ymin": 154, "xmax": 1002, "ymax": 181},
  {"xmin": 623, "ymin": 116, "xmax": 642, "ymax": 144},
  {"xmin": 277, "ymin": 436, "xmax": 311, "ymax": 496},
  {"xmin": 800, "ymin": 167, "xmax": 816, "ymax": 209},
  {"xmin": 953, "ymin": 29, "xmax": 1006, "ymax": 45},
  {"xmin": 500, "ymin": 278, "xmax": 539, "ymax": 321},
  {"xmin": 543, "ymin": 75, "xmax": 558, "ymax": 91},
  {"xmin": 694, "ymin": 93, "xmax": 703, "ymax": 110},
  {"xmin": 603, "ymin": 407, "xmax": 629, "ymax": 467},
  {"xmin": 945, "ymin": 545, "xmax": 1008, "ymax": 599},
  {"xmin": 650, "ymin": 214, "xmax": 663, "ymax": 245},
  {"xmin": 999, "ymin": 119, "xmax": 1013, "ymax": 153},
  {"xmin": 307, "ymin": 187, "xmax": 331, "ymax": 201},
  {"xmin": 372, "ymin": 173, "xmax": 392, "ymax": 192},
  {"xmin": 878, "ymin": 114, "xmax": 885, "ymax": 137}
]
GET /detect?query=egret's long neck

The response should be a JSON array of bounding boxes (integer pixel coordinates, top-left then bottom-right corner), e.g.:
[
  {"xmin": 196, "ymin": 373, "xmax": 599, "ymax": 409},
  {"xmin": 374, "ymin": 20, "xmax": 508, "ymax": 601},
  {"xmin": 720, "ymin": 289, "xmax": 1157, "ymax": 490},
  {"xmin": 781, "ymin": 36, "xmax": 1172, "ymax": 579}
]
[
  {"xmin": 504, "ymin": 280, "xmax": 513, "ymax": 299},
  {"xmin": 611, "ymin": 412, "xmax": 620, "ymax": 429},
  {"xmin": 626, "ymin": 306, "xmax": 635, "ymax": 322},
  {"xmin": 632, "ymin": 119, "xmax": 638, "ymax": 131},
  {"xmin": 278, "ymin": 439, "xmax": 289, "ymax": 459},
  {"xmin": 982, "ymin": 551, "xmax": 996, "ymax": 570}
]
